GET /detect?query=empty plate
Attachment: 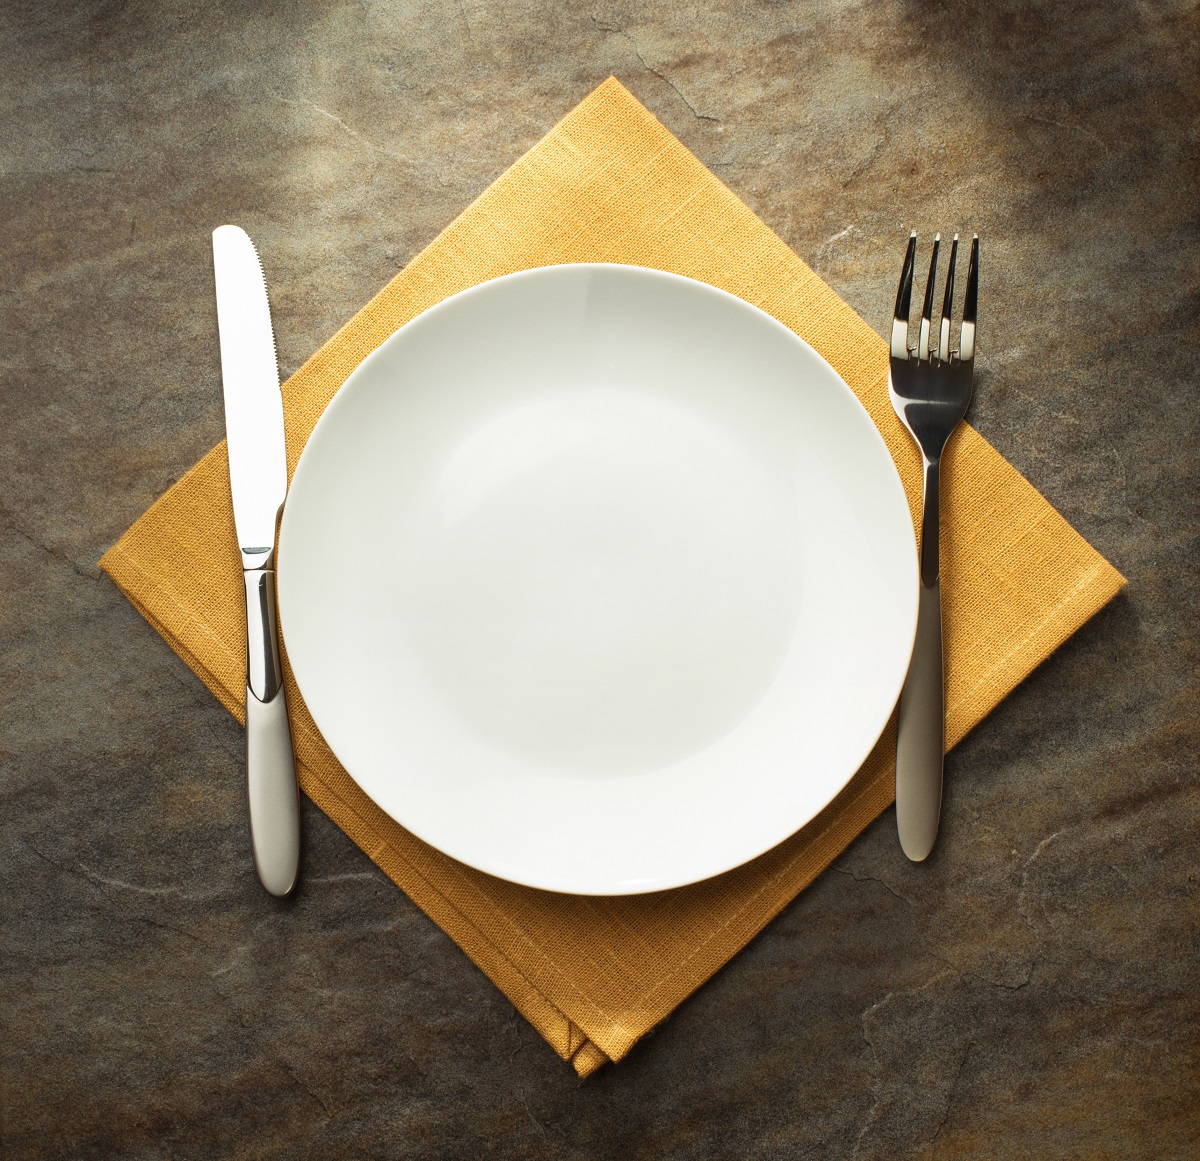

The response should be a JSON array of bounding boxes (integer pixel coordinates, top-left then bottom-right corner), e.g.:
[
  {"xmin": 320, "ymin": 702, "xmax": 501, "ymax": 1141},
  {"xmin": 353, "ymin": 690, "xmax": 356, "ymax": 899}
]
[{"xmin": 278, "ymin": 264, "xmax": 917, "ymax": 894}]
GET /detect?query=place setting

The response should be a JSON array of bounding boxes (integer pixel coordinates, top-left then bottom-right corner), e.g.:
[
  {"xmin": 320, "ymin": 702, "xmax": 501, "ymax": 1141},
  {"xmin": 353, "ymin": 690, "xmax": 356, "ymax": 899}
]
[{"xmin": 101, "ymin": 78, "xmax": 1124, "ymax": 1077}]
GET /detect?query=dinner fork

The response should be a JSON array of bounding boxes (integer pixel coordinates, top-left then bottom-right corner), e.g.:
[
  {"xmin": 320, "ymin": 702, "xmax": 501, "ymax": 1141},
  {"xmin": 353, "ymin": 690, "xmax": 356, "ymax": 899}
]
[{"xmin": 888, "ymin": 231, "xmax": 979, "ymax": 861}]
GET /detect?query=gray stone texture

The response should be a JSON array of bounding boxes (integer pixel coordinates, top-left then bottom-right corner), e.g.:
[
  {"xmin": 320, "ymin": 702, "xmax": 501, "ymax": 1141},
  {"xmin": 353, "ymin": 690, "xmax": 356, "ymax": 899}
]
[{"xmin": 2, "ymin": 0, "xmax": 1197, "ymax": 1157}]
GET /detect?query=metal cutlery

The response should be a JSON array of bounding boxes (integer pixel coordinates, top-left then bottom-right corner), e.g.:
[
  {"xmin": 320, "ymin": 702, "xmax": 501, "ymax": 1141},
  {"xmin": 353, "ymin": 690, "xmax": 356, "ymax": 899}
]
[
  {"xmin": 888, "ymin": 231, "xmax": 979, "ymax": 861},
  {"xmin": 212, "ymin": 224, "xmax": 301, "ymax": 896}
]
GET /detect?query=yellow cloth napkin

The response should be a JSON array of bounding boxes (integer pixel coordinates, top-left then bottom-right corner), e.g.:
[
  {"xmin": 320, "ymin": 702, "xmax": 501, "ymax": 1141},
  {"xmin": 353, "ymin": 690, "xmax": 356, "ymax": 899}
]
[{"xmin": 100, "ymin": 78, "xmax": 1124, "ymax": 1078}]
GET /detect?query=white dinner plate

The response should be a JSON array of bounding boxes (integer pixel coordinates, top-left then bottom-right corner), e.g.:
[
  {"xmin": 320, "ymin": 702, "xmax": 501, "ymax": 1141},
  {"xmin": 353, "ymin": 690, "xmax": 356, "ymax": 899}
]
[{"xmin": 278, "ymin": 264, "xmax": 917, "ymax": 894}]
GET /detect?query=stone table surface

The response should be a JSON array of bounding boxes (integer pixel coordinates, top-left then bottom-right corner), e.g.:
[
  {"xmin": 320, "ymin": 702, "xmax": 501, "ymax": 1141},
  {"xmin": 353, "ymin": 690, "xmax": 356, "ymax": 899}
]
[{"xmin": 3, "ymin": 1, "xmax": 1198, "ymax": 1157}]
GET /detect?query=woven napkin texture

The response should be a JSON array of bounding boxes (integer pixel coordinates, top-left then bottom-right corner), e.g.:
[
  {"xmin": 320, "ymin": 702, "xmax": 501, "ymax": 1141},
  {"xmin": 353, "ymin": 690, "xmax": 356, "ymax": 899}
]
[{"xmin": 100, "ymin": 78, "xmax": 1124, "ymax": 1078}]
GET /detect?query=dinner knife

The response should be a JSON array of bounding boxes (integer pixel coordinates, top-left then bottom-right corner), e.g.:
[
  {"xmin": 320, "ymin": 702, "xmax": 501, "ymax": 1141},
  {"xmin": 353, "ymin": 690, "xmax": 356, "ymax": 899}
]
[{"xmin": 212, "ymin": 224, "xmax": 300, "ymax": 897}]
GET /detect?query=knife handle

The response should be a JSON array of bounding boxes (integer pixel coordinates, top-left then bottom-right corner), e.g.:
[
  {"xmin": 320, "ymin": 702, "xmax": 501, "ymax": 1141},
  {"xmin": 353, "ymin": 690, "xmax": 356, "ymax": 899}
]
[
  {"xmin": 244, "ymin": 569, "xmax": 300, "ymax": 896},
  {"xmin": 895, "ymin": 456, "xmax": 944, "ymax": 862}
]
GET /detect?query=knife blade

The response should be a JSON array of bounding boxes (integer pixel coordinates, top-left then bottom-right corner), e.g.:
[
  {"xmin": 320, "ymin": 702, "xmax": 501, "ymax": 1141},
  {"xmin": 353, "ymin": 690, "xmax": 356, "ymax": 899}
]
[{"xmin": 212, "ymin": 224, "xmax": 300, "ymax": 897}]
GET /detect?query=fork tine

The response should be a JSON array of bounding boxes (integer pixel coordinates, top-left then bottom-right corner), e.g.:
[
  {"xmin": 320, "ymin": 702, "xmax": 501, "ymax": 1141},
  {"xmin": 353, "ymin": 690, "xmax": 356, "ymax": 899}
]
[
  {"xmin": 959, "ymin": 234, "xmax": 979, "ymax": 363},
  {"xmin": 891, "ymin": 231, "xmax": 917, "ymax": 359},
  {"xmin": 917, "ymin": 233, "xmax": 940, "ymax": 361},
  {"xmin": 938, "ymin": 234, "xmax": 959, "ymax": 363}
]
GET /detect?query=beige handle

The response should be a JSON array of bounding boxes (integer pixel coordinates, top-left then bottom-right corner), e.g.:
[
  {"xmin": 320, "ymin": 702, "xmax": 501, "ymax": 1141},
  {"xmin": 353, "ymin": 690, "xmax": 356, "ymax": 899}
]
[{"xmin": 246, "ymin": 686, "xmax": 300, "ymax": 896}]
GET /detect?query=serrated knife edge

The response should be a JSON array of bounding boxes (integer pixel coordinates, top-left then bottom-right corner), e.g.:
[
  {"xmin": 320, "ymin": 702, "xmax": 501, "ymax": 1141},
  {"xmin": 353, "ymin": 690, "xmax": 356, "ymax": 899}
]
[{"xmin": 212, "ymin": 224, "xmax": 287, "ymax": 568}]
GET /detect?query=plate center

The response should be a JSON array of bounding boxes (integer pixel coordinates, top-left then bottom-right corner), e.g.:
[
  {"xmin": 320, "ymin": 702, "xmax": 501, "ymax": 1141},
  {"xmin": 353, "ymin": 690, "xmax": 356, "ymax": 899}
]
[{"xmin": 403, "ymin": 389, "xmax": 803, "ymax": 774}]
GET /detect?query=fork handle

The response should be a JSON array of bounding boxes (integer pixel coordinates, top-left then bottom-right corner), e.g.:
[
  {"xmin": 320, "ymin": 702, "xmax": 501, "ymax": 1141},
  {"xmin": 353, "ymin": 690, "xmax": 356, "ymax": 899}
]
[{"xmin": 896, "ymin": 457, "xmax": 944, "ymax": 861}]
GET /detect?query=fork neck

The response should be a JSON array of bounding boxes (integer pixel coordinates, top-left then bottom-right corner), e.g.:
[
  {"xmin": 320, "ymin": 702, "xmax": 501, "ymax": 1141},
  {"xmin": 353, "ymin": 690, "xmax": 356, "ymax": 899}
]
[{"xmin": 919, "ymin": 456, "xmax": 940, "ymax": 589}]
